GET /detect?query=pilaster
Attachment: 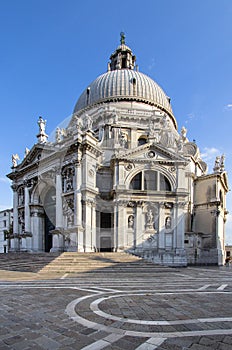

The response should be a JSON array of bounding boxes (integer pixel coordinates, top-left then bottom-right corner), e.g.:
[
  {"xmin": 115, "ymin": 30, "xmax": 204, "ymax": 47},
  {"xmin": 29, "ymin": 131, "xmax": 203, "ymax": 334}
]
[
  {"xmin": 135, "ymin": 202, "xmax": 143, "ymax": 246},
  {"xmin": 11, "ymin": 184, "xmax": 19, "ymax": 251}
]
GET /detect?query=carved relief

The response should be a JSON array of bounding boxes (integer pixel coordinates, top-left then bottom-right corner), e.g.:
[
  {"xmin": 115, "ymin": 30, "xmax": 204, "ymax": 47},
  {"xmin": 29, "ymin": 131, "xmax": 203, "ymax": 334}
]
[
  {"xmin": 18, "ymin": 187, "xmax": 24, "ymax": 206},
  {"xmin": 147, "ymin": 150, "xmax": 156, "ymax": 158},
  {"xmin": 63, "ymin": 197, "xmax": 74, "ymax": 227},
  {"xmin": 62, "ymin": 166, "xmax": 74, "ymax": 193},
  {"xmin": 18, "ymin": 210, "xmax": 25, "ymax": 232},
  {"xmin": 124, "ymin": 163, "xmax": 134, "ymax": 171},
  {"xmin": 183, "ymin": 142, "xmax": 198, "ymax": 158}
]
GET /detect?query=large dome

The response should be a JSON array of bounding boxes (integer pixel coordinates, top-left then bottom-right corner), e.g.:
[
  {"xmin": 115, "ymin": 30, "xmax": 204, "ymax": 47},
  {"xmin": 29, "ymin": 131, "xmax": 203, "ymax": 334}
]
[
  {"xmin": 74, "ymin": 34, "xmax": 175, "ymax": 125},
  {"xmin": 73, "ymin": 69, "xmax": 174, "ymax": 118}
]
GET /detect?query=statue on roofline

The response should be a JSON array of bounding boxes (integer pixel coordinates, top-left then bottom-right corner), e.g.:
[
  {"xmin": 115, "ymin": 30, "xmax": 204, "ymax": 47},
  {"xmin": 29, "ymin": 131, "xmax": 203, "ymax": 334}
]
[
  {"xmin": 37, "ymin": 116, "xmax": 46, "ymax": 134},
  {"xmin": 12, "ymin": 154, "xmax": 20, "ymax": 168}
]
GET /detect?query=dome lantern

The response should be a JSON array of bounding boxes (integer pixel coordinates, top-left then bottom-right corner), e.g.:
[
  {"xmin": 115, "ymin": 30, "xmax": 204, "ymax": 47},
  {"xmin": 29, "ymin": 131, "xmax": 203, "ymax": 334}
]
[{"xmin": 109, "ymin": 32, "xmax": 136, "ymax": 71}]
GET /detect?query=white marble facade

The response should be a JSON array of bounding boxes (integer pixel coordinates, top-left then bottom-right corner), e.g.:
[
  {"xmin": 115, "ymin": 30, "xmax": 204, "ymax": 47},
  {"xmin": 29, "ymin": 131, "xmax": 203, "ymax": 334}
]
[{"xmin": 7, "ymin": 35, "xmax": 229, "ymax": 266}]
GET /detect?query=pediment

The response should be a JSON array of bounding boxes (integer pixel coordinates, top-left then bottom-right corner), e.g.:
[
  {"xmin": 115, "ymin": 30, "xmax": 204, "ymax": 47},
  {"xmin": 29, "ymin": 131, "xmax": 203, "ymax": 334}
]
[
  {"xmin": 17, "ymin": 144, "xmax": 55, "ymax": 170},
  {"xmin": 113, "ymin": 142, "xmax": 188, "ymax": 164}
]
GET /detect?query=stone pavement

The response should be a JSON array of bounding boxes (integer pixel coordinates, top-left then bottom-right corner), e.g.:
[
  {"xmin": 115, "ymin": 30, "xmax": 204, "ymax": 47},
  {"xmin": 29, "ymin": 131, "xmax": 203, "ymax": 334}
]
[{"xmin": 1, "ymin": 262, "xmax": 232, "ymax": 349}]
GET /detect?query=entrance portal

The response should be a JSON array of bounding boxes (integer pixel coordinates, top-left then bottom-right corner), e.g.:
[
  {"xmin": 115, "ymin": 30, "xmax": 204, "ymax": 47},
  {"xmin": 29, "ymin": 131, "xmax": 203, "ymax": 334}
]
[
  {"xmin": 44, "ymin": 188, "xmax": 56, "ymax": 252},
  {"xmin": 100, "ymin": 212, "xmax": 113, "ymax": 252},
  {"xmin": 100, "ymin": 236, "xmax": 112, "ymax": 252}
]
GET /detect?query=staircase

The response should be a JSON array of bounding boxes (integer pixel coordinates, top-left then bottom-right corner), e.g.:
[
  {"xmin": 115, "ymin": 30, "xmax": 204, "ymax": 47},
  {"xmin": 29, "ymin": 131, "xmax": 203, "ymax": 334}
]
[
  {"xmin": 0, "ymin": 252, "xmax": 173, "ymax": 280},
  {"xmin": 0, "ymin": 252, "xmax": 60, "ymax": 273},
  {"xmin": 38, "ymin": 252, "xmax": 165, "ymax": 276}
]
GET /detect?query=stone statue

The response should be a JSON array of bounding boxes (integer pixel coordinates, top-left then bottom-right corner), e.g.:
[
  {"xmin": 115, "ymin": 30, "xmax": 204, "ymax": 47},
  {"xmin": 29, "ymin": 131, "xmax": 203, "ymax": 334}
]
[
  {"xmin": 128, "ymin": 215, "xmax": 134, "ymax": 229},
  {"xmin": 213, "ymin": 156, "xmax": 221, "ymax": 173},
  {"xmin": 147, "ymin": 209, "xmax": 153, "ymax": 225},
  {"xmin": 180, "ymin": 126, "xmax": 187, "ymax": 141},
  {"xmin": 61, "ymin": 128, "xmax": 67, "ymax": 138},
  {"xmin": 85, "ymin": 114, "xmax": 93, "ymax": 130},
  {"xmin": 74, "ymin": 115, "xmax": 83, "ymax": 130},
  {"xmin": 63, "ymin": 199, "xmax": 74, "ymax": 227},
  {"xmin": 37, "ymin": 116, "xmax": 46, "ymax": 134},
  {"xmin": 120, "ymin": 132, "xmax": 127, "ymax": 148},
  {"xmin": 24, "ymin": 148, "xmax": 30, "ymax": 158},
  {"xmin": 12, "ymin": 154, "xmax": 20, "ymax": 167},
  {"xmin": 165, "ymin": 216, "xmax": 172, "ymax": 229},
  {"xmin": 98, "ymin": 125, "xmax": 104, "ymax": 142},
  {"xmin": 176, "ymin": 137, "xmax": 183, "ymax": 151},
  {"xmin": 56, "ymin": 127, "xmax": 62, "ymax": 143},
  {"xmin": 220, "ymin": 154, "xmax": 225, "ymax": 172},
  {"xmin": 120, "ymin": 32, "xmax": 125, "ymax": 45}
]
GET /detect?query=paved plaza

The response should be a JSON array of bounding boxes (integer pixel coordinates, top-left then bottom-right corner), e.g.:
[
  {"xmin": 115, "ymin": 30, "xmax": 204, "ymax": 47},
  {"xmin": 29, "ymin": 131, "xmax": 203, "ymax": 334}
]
[{"xmin": 1, "ymin": 261, "xmax": 232, "ymax": 349}]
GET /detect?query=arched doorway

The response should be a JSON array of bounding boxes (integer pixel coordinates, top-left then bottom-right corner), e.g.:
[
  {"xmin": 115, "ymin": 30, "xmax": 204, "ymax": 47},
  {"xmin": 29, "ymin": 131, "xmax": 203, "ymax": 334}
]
[{"xmin": 44, "ymin": 188, "xmax": 56, "ymax": 252}]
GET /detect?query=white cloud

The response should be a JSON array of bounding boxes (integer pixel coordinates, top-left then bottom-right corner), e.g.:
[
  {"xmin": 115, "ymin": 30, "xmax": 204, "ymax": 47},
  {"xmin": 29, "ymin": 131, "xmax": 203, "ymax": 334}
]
[
  {"xmin": 200, "ymin": 147, "xmax": 222, "ymax": 173},
  {"xmin": 0, "ymin": 177, "xmax": 10, "ymax": 184},
  {"xmin": 201, "ymin": 147, "xmax": 220, "ymax": 163},
  {"xmin": 148, "ymin": 58, "xmax": 156, "ymax": 71},
  {"xmin": 224, "ymin": 104, "xmax": 232, "ymax": 111},
  {"xmin": 0, "ymin": 205, "xmax": 12, "ymax": 211},
  {"xmin": 184, "ymin": 113, "xmax": 196, "ymax": 124}
]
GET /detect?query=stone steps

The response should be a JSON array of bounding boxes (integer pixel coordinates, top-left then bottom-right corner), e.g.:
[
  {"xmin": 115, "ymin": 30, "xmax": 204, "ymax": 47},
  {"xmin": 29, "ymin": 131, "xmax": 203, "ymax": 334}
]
[
  {"xmin": 0, "ymin": 252, "xmax": 174, "ymax": 277},
  {"xmin": 38, "ymin": 252, "xmax": 165, "ymax": 274},
  {"xmin": 0, "ymin": 252, "xmax": 60, "ymax": 273}
]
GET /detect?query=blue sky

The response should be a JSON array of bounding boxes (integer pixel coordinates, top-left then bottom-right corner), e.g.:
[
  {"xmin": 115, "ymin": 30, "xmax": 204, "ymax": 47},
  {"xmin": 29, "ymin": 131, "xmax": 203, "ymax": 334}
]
[{"xmin": 1, "ymin": 0, "xmax": 232, "ymax": 242}]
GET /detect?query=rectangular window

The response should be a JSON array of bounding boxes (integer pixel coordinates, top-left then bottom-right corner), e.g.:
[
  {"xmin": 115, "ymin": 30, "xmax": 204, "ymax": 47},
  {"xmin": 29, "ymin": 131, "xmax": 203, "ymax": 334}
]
[{"xmin": 100, "ymin": 212, "xmax": 112, "ymax": 228}]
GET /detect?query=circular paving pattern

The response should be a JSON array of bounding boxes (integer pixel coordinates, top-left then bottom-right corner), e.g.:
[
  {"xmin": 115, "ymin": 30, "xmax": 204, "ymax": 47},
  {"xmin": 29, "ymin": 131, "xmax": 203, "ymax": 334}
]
[{"xmin": 66, "ymin": 290, "xmax": 232, "ymax": 339}]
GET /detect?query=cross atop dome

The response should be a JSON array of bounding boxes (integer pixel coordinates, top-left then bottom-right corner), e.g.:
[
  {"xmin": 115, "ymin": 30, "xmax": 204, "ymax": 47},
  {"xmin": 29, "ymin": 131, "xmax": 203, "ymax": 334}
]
[{"xmin": 109, "ymin": 33, "xmax": 136, "ymax": 71}]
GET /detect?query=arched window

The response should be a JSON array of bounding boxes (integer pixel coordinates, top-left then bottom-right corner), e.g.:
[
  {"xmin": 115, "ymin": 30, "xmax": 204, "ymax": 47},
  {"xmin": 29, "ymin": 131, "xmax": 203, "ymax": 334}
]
[
  {"xmin": 160, "ymin": 174, "xmax": 171, "ymax": 191},
  {"xmin": 138, "ymin": 137, "xmax": 147, "ymax": 146},
  {"xmin": 129, "ymin": 171, "xmax": 171, "ymax": 191},
  {"xmin": 130, "ymin": 172, "xmax": 142, "ymax": 190},
  {"xmin": 144, "ymin": 171, "xmax": 157, "ymax": 190}
]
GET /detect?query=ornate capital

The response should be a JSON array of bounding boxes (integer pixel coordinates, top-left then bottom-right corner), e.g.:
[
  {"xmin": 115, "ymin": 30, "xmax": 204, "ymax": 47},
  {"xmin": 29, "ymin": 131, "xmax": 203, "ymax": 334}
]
[{"xmin": 11, "ymin": 183, "xmax": 18, "ymax": 192}]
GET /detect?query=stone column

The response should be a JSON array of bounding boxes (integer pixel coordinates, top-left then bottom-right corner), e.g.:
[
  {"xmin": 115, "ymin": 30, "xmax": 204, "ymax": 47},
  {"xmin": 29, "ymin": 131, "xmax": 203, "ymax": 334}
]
[
  {"xmin": 158, "ymin": 203, "xmax": 165, "ymax": 249},
  {"xmin": 54, "ymin": 169, "xmax": 63, "ymax": 250},
  {"xmin": 74, "ymin": 162, "xmax": 82, "ymax": 227},
  {"xmin": 135, "ymin": 202, "xmax": 143, "ymax": 247},
  {"xmin": 24, "ymin": 181, "xmax": 33, "ymax": 251},
  {"xmin": 31, "ymin": 208, "xmax": 44, "ymax": 251},
  {"xmin": 114, "ymin": 202, "xmax": 119, "ymax": 251},
  {"xmin": 84, "ymin": 199, "xmax": 93, "ymax": 252},
  {"xmin": 74, "ymin": 162, "xmax": 84, "ymax": 251},
  {"xmin": 91, "ymin": 201, "xmax": 96, "ymax": 251},
  {"xmin": 118, "ymin": 201, "xmax": 126, "ymax": 250},
  {"xmin": 55, "ymin": 170, "xmax": 63, "ymax": 229},
  {"xmin": 175, "ymin": 202, "xmax": 185, "ymax": 249},
  {"xmin": 11, "ymin": 184, "xmax": 19, "ymax": 251}
]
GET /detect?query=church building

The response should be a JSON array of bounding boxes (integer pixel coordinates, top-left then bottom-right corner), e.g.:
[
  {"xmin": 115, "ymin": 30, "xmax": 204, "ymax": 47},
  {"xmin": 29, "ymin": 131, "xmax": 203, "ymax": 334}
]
[{"xmin": 7, "ymin": 34, "xmax": 229, "ymax": 266}]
